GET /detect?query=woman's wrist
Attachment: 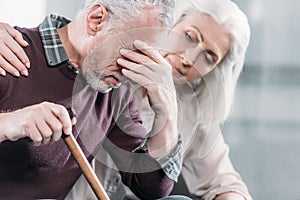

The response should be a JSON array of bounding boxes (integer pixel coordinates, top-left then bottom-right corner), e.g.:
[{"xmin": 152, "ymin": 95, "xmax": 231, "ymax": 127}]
[{"xmin": 215, "ymin": 192, "xmax": 246, "ymax": 200}]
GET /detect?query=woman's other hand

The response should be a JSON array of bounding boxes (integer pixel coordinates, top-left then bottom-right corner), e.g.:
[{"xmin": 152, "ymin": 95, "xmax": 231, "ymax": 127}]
[{"xmin": 0, "ymin": 22, "xmax": 30, "ymax": 77}]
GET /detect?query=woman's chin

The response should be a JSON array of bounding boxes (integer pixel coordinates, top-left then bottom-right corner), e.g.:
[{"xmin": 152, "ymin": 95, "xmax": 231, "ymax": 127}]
[{"xmin": 173, "ymin": 77, "xmax": 189, "ymax": 85}]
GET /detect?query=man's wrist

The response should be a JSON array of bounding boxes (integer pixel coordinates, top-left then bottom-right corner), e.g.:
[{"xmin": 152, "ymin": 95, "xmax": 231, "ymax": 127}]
[
  {"xmin": 148, "ymin": 132, "xmax": 178, "ymax": 158},
  {"xmin": 148, "ymin": 116, "xmax": 178, "ymax": 158},
  {"xmin": 155, "ymin": 134, "xmax": 183, "ymax": 182}
]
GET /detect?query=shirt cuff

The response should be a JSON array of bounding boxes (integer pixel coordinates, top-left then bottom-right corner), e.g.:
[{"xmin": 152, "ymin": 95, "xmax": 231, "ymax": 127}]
[{"xmin": 133, "ymin": 134, "xmax": 183, "ymax": 182}]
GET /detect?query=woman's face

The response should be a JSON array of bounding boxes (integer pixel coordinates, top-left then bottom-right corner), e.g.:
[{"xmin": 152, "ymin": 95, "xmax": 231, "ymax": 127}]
[{"xmin": 165, "ymin": 12, "xmax": 232, "ymax": 85}]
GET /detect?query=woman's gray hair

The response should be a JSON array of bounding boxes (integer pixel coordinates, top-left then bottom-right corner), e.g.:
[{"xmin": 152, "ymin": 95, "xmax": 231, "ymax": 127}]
[
  {"xmin": 78, "ymin": 0, "xmax": 175, "ymax": 29},
  {"xmin": 175, "ymin": 0, "xmax": 251, "ymax": 123}
]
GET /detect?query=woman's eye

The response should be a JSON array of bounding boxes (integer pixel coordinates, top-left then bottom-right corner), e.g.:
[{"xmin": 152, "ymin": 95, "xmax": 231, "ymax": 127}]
[
  {"xmin": 185, "ymin": 31, "xmax": 197, "ymax": 43},
  {"xmin": 203, "ymin": 52, "xmax": 215, "ymax": 65}
]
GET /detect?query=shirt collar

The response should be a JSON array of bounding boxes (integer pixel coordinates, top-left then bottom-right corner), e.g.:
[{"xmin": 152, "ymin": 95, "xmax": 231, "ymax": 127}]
[{"xmin": 39, "ymin": 14, "xmax": 71, "ymax": 66}]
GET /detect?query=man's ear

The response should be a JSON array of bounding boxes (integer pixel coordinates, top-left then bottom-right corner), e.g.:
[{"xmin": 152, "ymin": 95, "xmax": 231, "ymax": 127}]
[{"xmin": 86, "ymin": 3, "xmax": 108, "ymax": 36}]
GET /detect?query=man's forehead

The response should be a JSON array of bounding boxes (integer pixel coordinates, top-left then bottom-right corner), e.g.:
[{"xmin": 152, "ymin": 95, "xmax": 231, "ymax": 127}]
[
  {"xmin": 92, "ymin": 27, "xmax": 195, "ymax": 54},
  {"xmin": 118, "ymin": 28, "xmax": 168, "ymax": 46},
  {"xmin": 114, "ymin": 27, "xmax": 197, "ymax": 53}
]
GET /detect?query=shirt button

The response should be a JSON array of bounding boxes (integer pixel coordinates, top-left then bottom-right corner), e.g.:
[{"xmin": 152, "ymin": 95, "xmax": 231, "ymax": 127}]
[
  {"xmin": 67, "ymin": 64, "xmax": 79, "ymax": 74},
  {"xmin": 67, "ymin": 64, "xmax": 73, "ymax": 71}
]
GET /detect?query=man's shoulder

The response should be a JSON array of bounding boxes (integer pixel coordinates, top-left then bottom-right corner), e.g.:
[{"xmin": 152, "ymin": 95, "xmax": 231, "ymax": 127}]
[{"xmin": 15, "ymin": 26, "xmax": 41, "ymax": 45}]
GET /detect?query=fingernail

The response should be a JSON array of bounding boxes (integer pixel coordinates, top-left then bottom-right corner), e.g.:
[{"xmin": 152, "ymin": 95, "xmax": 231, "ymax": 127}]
[
  {"xmin": 121, "ymin": 69, "xmax": 128, "ymax": 74},
  {"xmin": 22, "ymin": 69, "xmax": 29, "ymax": 76},
  {"xmin": 25, "ymin": 62, "xmax": 30, "ymax": 68},
  {"xmin": 65, "ymin": 128, "xmax": 72, "ymax": 135},
  {"xmin": 0, "ymin": 70, "xmax": 6, "ymax": 76},
  {"xmin": 117, "ymin": 58, "xmax": 123, "ymax": 64},
  {"xmin": 23, "ymin": 40, "xmax": 29, "ymax": 46},
  {"xmin": 134, "ymin": 40, "xmax": 145, "ymax": 46},
  {"xmin": 71, "ymin": 118, "xmax": 77, "ymax": 125},
  {"xmin": 14, "ymin": 71, "xmax": 20, "ymax": 77},
  {"xmin": 120, "ymin": 49, "xmax": 129, "ymax": 55}
]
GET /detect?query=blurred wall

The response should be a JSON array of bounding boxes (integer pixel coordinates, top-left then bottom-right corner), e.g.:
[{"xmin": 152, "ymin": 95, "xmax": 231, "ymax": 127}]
[
  {"xmin": 0, "ymin": 0, "xmax": 47, "ymax": 27},
  {"xmin": 45, "ymin": 0, "xmax": 85, "ymax": 19},
  {"xmin": 225, "ymin": 1, "xmax": 300, "ymax": 200}
]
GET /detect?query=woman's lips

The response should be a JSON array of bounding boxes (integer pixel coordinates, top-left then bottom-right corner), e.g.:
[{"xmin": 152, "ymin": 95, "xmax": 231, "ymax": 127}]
[{"xmin": 166, "ymin": 57, "xmax": 184, "ymax": 76}]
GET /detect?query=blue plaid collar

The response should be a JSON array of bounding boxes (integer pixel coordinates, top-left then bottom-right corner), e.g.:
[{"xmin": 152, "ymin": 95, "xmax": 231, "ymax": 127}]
[{"xmin": 39, "ymin": 14, "xmax": 71, "ymax": 66}]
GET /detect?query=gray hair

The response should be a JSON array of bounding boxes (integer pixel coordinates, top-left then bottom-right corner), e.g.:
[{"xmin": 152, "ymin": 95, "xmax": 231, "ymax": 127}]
[
  {"xmin": 78, "ymin": 0, "xmax": 175, "ymax": 29},
  {"xmin": 175, "ymin": 0, "xmax": 251, "ymax": 122}
]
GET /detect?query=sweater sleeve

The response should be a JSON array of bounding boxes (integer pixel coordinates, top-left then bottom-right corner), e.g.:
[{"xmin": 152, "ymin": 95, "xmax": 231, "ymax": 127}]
[{"xmin": 102, "ymin": 85, "xmax": 177, "ymax": 199}]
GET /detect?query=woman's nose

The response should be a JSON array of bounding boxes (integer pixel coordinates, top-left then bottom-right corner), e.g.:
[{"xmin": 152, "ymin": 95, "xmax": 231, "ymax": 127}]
[
  {"xmin": 183, "ymin": 46, "xmax": 203, "ymax": 66},
  {"xmin": 180, "ymin": 55, "xmax": 193, "ymax": 68}
]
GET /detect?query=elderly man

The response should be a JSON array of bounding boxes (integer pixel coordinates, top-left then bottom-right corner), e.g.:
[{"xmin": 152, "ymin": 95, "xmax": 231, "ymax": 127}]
[{"xmin": 0, "ymin": 0, "xmax": 183, "ymax": 199}]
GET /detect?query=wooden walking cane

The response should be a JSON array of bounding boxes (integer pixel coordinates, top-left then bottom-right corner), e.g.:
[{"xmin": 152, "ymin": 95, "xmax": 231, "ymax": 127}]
[{"xmin": 63, "ymin": 108, "xmax": 110, "ymax": 200}]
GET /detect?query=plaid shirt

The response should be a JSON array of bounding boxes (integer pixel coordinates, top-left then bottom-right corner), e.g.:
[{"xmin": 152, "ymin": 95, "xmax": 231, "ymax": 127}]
[
  {"xmin": 39, "ymin": 14, "xmax": 183, "ymax": 182},
  {"xmin": 39, "ymin": 14, "xmax": 70, "ymax": 66}
]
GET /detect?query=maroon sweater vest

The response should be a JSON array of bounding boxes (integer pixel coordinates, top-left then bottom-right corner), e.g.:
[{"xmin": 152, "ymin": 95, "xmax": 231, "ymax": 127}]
[{"xmin": 0, "ymin": 26, "xmax": 173, "ymax": 199}]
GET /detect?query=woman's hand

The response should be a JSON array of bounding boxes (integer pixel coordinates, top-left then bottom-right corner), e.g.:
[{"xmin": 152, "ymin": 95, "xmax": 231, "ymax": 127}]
[
  {"xmin": 0, "ymin": 22, "xmax": 30, "ymax": 77},
  {"xmin": 117, "ymin": 40, "xmax": 178, "ymax": 158},
  {"xmin": 0, "ymin": 102, "xmax": 75, "ymax": 146}
]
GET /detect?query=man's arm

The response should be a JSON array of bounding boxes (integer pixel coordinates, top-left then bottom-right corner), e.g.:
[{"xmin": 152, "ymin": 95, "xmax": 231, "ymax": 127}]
[
  {"xmin": 101, "ymin": 80, "xmax": 182, "ymax": 199},
  {"xmin": 118, "ymin": 40, "xmax": 179, "ymax": 158},
  {"xmin": 0, "ymin": 22, "xmax": 30, "ymax": 77}
]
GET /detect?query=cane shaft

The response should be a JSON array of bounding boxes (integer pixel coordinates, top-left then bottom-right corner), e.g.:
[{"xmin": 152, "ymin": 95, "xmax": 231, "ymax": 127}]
[{"xmin": 63, "ymin": 134, "xmax": 110, "ymax": 200}]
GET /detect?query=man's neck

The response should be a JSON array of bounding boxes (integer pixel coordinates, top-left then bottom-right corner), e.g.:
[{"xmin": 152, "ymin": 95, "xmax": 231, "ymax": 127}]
[{"xmin": 57, "ymin": 20, "xmax": 85, "ymax": 70}]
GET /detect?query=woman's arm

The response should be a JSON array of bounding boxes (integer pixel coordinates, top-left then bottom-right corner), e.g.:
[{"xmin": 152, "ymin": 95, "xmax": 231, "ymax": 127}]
[
  {"xmin": 0, "ymin": 22, "xmax": 30, "ymax": 76},
  {"xmin": 180, "ymin": 125, "xmax": 252, "ymax": 200},
  {"xmin": 215, "ymin": 192, "xmax": 246, "ymax": 200}
]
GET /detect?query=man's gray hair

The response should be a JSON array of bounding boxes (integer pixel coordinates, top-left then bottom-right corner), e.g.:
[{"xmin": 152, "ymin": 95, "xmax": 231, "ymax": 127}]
[{"xmin": 78, "ymin": 0, "xmax": 175, "ymax": 29}]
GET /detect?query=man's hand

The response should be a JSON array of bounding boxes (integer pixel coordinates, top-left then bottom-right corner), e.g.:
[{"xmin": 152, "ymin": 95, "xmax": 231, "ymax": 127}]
[
  {"xmin": 0, "ymin": 102, "xmax": 75, "ymax": 146},
  {"xmin": 117, "ymin": 40, "xmax": 178, "ymax": 158},
  {"xmin": 0, "ymin": 22, "xmax": 30, "ymax": 77}
]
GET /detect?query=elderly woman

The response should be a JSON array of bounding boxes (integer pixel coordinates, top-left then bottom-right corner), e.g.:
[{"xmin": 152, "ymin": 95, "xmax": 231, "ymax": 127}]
[{"xmin": 0, "ymin": 0, "xmax": 251, "ymax": 199}]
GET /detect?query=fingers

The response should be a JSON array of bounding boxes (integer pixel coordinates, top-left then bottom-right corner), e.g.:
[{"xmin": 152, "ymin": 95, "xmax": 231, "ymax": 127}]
[
  {"xmin": 119, "ymin": 41, "xmax": 171, "ymax": 74},
  {"xmin": 0, "ymin": 67, "xmax": 6, "ymax": 76},
  {"xmin": 0, "ymin": 55, "xmax": 20, "ymax": 77},
  {"xmin": 44, "ymin": 112, "xmax": 65, "ymax": 142},
  {"xmin": 29, "ymin": 125, "xmax": 43, "ymax": 146},
  {"xmin": 26, "ymin": 103, "xmax": 74, "ymax": 145},
  {"xmin": 5, "ymin": 23, "xmax": 29, "ymax": 47},
  {"xmin": 120, "ymin": 48, "xmax": 156, "ymax": 71},
  {"xmin": 0, "ymin": 22, "xmax": 30, "ymax": 76},
  {"xmin": 5, "ymin": 36, "xmax": 30, "ymax": 68},
  {"xmin": 35, "ymin": 119, "xmax": 52, "ymax": 145},
  {"xmin": 0, "ymin": 45, "xmax": 28, "ymax": 76},
  {"xmin": 122, "ymin": 68, "xmax": 151, "ymax": 86},
  {"xmin": 49, "ymin": 104, "xmax": 73, "ymax": 136},
  {"xmin": 117, "ymin": 58, "xmax": 154, "ymax": 80},
  {"xmin": 1, "ymin": 102, "xmax": 76, "ymax": 146},
  {"xmin": 133, "ymin": 40, "xmax": 169, "ymax": 65}
]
